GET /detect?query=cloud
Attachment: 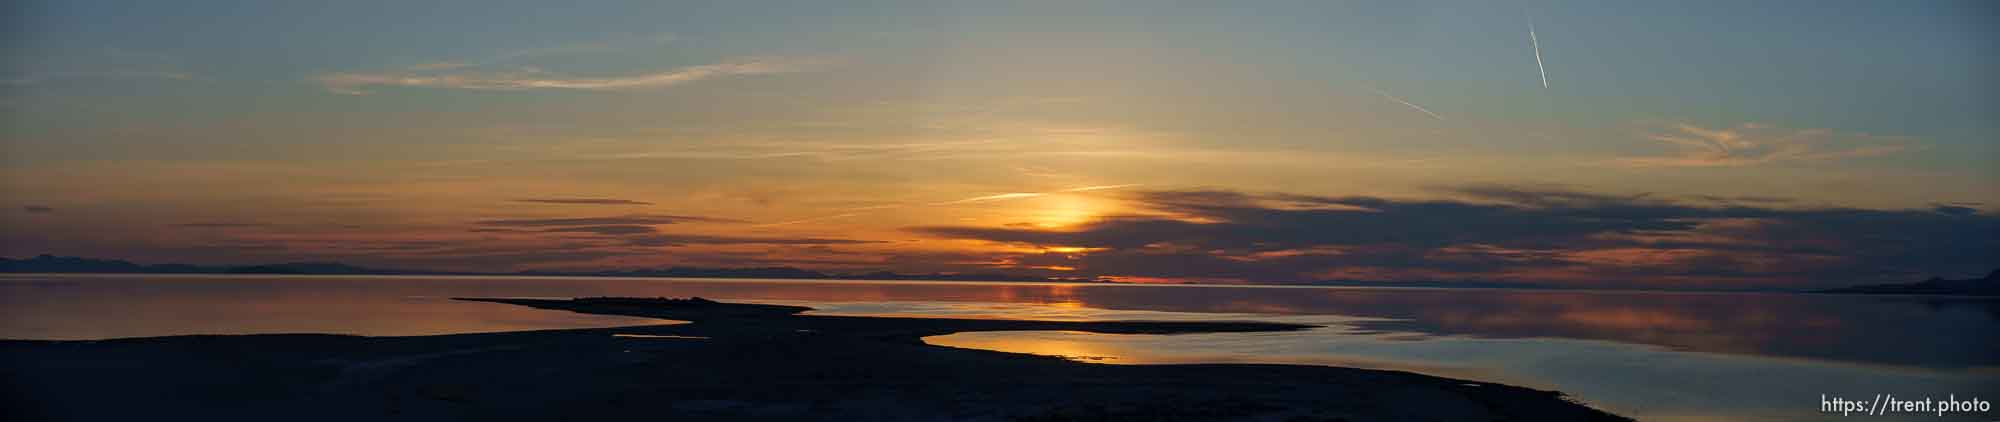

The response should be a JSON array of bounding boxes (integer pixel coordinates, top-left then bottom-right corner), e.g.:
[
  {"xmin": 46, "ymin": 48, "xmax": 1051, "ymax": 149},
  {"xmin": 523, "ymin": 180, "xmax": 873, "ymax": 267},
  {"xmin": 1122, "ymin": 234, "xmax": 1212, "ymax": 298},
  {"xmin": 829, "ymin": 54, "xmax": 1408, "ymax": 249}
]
[
  {"xmin": 398, "ymin": 32, "xmax": 672, "ymax": 72},
  {"xmin": 498, "ymin": 221, "xmax": 878, "ymax": 247},
  {"xmin": 175, "ymin": 222, "xmax": 269, "ymax": 228},
  {"xmin": 513, "ymin": 198, "xmax": 654, "ymax": 205},
  {"xmin": 466, "ymin": 213, "xmax": 878, "ymax": 248},
  {"xmin": 474, "ymin": 214, "xmax": 744, "ymax": 227},
  {"xmin": 21, "ymin": 206, "xmax": 53, "ymax": 213},
  {"xmin": 567, "ymin": 139, "xmax": 1017, "ymax": 162},
  {"xmin": 1694, "ymin": 195, "xmax": 1796, "ymax": 205},
  {"xmin": 315, "ymin": 57, "xmax": 827, "ymax": 94},
  {"xmin": 929, "ymin": 192, "xmax": 1048, "ymax": 206},
  {"xmin": 540, "ymin": 225, "xmax": 660, "ymax": 235},
  {"xmin": 406, "ymin": 62, "xmax": 474, "ymax": 71},
  {"xmin": 924, "ymin": 184, "xmax": 1136, "ymax": 207},
  {"xmin": 910, "ymin": 187, "xmax": 1998, "ymax": 287},
  {"xmin": 1933, "ymin": 204, "xmax": 1979, "ymax": 216},
  {"xmin": 1617, "ymin": 123, "xmax": 1909, "ymax": 167},
  {"xmin": 381, "ymin": 249, "xmax": 651, "ymax": 268},
  {"xmin": 757, "ymin": 184, "xmax": 1139, "ymax": 227},
  {"xmin": 3, "ymin": 49, "xmax": 195, "ymax": 86},
  {"xmin": 620, "ymin": 234, "xmax": 884, "ymax": 247},
  {"xmin": 1, "ymin": 70, "xmax": 193, "ymax": 86}
]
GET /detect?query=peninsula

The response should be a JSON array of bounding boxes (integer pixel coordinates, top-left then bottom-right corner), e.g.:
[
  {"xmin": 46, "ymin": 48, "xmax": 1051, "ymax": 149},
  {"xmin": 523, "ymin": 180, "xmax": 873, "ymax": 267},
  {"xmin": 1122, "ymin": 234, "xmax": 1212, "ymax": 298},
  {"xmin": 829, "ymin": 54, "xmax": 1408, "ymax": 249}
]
[
  {"xmin": 1, "ymin": 297, "xmax": 1628, "ymax": 421},
  {"xmin": 1814, "ymin": 270, "xmax": 2000, "ymax": 296}
]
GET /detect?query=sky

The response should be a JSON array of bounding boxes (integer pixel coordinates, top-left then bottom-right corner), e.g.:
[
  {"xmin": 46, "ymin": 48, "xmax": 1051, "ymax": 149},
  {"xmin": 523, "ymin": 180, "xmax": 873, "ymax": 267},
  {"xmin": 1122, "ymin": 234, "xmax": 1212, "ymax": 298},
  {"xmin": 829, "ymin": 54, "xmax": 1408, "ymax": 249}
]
[{"xmin": 1, "ymin": 1, "xmax": 1994, "ymax": 289}]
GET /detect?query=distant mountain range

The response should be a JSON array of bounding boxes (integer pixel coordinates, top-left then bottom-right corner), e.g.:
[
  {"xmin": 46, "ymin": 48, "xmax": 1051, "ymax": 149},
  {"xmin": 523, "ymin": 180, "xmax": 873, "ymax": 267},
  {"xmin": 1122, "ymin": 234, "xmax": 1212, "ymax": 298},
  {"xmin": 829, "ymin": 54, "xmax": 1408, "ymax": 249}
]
[
  {"xmin": 0, "ymin": 254, "xmax": 1103, "ymax": 283},
  {"xmin": 0, "ymin": 255, "xmax": 392, "ymax": 275},
  {"xmin": 1813, "ymin": 270, "xmax": 2000, "ymax": 296}
]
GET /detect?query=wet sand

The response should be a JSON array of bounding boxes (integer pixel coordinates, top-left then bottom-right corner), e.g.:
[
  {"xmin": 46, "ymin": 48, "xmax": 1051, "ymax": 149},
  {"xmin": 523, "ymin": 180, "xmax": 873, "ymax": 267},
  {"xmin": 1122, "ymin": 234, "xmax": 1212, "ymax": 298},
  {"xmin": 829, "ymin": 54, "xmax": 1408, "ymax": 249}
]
[{"xmin": 1, "ymin": 298, "xmax": 1627, "ymax": 421}]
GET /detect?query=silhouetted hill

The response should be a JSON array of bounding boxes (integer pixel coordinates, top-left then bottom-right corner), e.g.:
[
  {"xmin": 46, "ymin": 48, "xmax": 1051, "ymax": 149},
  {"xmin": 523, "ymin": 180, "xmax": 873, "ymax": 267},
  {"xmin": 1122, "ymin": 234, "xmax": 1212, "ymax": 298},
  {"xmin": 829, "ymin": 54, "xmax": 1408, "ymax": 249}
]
[
  {"xmin": 1, "ymin": 255, "xmax": 196, "ymax": 273},
  {"xmin": 1815, "ymin": 270, "xmax": 2000, "ymax": 296}
]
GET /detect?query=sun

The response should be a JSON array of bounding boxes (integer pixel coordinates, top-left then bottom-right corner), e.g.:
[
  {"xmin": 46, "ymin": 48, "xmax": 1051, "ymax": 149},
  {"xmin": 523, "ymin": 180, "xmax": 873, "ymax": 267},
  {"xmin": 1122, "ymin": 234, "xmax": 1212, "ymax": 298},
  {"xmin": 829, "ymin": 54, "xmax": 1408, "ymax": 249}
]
[{"xmin": 1029, "ymin": 196, "xmax": 1100, "ymax": 228}]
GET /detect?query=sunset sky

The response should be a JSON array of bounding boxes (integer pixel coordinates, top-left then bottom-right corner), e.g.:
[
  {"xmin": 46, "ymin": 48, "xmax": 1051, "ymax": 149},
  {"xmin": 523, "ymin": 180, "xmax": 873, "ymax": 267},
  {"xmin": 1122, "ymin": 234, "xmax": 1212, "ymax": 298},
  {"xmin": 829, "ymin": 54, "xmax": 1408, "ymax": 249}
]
[{"xmin": 3, "ymin": 1, "xmax": 1994, "ymax": 288}]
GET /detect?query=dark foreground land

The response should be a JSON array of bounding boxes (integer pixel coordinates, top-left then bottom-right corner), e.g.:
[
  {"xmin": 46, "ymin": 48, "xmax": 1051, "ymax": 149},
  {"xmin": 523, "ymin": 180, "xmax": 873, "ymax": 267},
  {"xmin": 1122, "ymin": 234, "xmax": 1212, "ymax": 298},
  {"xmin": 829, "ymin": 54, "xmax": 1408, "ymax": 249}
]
[
  {"xmin": 1, "ymin": 297, "xmax": 1627, "ymax": 421},
  {"xmin": 1815, "ymin": 270, "xmax": 2000, "ymax": 296}
]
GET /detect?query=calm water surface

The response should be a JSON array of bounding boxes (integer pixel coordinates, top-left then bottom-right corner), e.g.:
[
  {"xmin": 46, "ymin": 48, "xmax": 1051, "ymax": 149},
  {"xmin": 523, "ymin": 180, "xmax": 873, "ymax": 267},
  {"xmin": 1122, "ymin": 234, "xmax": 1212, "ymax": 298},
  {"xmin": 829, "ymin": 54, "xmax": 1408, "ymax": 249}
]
[{"xmin": 2, "ymin": 274, "xmax": 1994, "ymax": 421}]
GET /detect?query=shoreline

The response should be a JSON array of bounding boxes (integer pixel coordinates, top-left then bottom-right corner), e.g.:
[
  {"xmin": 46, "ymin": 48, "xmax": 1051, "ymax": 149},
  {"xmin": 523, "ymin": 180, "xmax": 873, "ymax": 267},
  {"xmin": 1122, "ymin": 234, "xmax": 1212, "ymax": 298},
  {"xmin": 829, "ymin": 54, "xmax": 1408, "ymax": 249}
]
[{"xmin": 2, "ymin": 298, "xmax": 1629, "ymax": 421}]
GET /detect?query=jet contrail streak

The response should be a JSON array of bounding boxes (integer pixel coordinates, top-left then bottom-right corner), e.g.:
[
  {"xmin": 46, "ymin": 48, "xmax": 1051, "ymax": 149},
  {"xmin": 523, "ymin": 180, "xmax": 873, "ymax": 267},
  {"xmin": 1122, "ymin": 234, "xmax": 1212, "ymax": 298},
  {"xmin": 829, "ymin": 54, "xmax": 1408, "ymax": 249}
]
[
  {"xmin": 929, "ymin": 192, "xmax": 1045, "ymax": 206},
  {"xmin": 1530, "ymin": 19, "xmax": 1548, "ymax": 88},
  {"xmin": 753, "ymin": 212, "xmax": 865, "ymax": 227},
  {"xmin": 930, "ymin": 184, "xmax": 1144, "ymax": 206},
  {"xmin": 1368, "ymin": 88, "xmax": 1445, "ymax": 120},
  {"xmin": 1056, "ymin": 184, "xmax": 1142, "ymax": 193}
]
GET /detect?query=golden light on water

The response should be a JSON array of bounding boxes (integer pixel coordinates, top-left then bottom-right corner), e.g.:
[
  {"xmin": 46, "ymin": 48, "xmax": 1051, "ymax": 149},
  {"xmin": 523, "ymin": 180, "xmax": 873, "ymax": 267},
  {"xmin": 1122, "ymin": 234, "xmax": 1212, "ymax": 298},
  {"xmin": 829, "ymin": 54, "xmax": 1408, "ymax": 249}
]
[{"xmin": 929, "ymin": 331, "xmax": 1125, "ymax": 362}]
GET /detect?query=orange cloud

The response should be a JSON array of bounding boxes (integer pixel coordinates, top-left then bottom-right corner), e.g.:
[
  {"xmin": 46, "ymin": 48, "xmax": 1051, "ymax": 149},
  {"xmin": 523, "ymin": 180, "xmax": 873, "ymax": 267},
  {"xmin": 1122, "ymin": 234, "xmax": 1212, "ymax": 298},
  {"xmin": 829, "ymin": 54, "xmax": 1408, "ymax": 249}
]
[{"xmin": 1616, "ymin": 122, "xmax": 1909, "ymax": 167}]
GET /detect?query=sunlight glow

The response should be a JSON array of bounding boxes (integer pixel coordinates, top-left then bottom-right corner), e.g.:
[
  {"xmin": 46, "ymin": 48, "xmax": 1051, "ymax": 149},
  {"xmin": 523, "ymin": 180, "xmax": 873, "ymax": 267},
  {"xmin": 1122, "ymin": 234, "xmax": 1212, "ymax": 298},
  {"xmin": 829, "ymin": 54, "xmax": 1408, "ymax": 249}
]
[{"xmin": 1029, "ymin": 196, "xmax": 1099, "ymax": 228}]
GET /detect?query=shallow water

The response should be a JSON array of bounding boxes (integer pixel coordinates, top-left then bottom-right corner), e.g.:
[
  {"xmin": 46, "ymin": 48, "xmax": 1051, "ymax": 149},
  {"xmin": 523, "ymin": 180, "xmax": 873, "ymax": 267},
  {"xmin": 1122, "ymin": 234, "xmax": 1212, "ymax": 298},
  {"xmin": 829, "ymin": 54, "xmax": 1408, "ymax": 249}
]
[{"xmin": 2, "ymin": 274, "xmax": 1994, "ymax": 421}]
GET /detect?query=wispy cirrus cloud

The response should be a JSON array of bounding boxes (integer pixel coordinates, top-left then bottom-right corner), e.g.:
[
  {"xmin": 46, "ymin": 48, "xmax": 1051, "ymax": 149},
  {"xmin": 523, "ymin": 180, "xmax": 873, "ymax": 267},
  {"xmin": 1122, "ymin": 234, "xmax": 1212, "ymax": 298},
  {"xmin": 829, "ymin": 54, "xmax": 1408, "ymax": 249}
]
[
  {"xmin": 928, "ymin": 184, "xmax": 1142, "ymax": 206},
  {"xmin": 620, "ymin": 234, "xmax": 883, "ymax": 247},
  {"xmin": 1, "ymin": 70, "xmax": 194, "ymax": 86},
  {"xmin": 4, "ymin": 48, "xmax": 195, "ymax": 86},
  {"xmin": 475, "ymin": 214, "xmax": 745, "ymax": 227},
  {"xmin": 541, "ymin": 139, "xmax": 1016, "ymax": 162},
  {"xmin": 539, "ymin": 225, "xmax": 661, "ymax": 235},
  {"xmin": 175, "ymin": 222, "xmax": 269, "ymax": 228},
  {"xmin": 314, "ymin": 57, "xmax": 828, "ymax": 95},
  {"xmin": 1617, "ymin": 122, "xmax": 1909, "ymax": 167},
  {"xmin": 398, "ymin": 32, "xmax": 675, "ymax": 72},
  {"xmin": 513, "ymin": 198, "xmax": 654, "ymax": 205},
  {"xmin": 480, "ymin": 220, "xmax": 881, "ymax": 247}
]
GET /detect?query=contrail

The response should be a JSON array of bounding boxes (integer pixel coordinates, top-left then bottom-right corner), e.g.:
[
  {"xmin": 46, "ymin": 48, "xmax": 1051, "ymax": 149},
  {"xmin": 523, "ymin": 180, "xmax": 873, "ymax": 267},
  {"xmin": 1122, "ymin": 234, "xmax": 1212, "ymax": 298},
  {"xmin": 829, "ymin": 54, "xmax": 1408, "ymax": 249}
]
[
  {"xmin": 929, "ymin": 192, "xmax": 1045, "ymax": 206},
  {"xmin": 1530, "ymin": 17, "xmax": 1548, "ymax": 88},
  {"xmin": 1056, "ymin": 184, "xmax": 1142, "ymax": 193},
  {"xmin": 928, "ymin": 184, "xmax": 1142, "ymax": 206},
  {"xmin": 1368, "ymin": 88, "xmax": 1445, "ymax": 120},
  {"xmin": 754, "ymin": 212, "xmax": 866, "ymax": 227}
]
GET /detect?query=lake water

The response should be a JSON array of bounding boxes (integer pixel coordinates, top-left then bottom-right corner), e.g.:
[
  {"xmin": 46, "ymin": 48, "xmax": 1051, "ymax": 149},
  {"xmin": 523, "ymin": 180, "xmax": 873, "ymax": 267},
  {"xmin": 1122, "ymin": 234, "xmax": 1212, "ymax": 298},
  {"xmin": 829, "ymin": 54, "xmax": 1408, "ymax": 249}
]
[{"xmin": 2, "ymin": 274, "xmax": 1993, "ymax": 421}]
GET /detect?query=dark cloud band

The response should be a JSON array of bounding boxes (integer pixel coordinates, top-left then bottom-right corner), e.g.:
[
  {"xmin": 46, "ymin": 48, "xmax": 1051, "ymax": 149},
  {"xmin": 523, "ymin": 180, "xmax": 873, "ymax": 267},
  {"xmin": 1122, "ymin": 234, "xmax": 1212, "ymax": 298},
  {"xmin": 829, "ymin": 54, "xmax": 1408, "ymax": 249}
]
[{"xmin": 911, "ymin": 187, "xmax": 1998, "ymax": 287}]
